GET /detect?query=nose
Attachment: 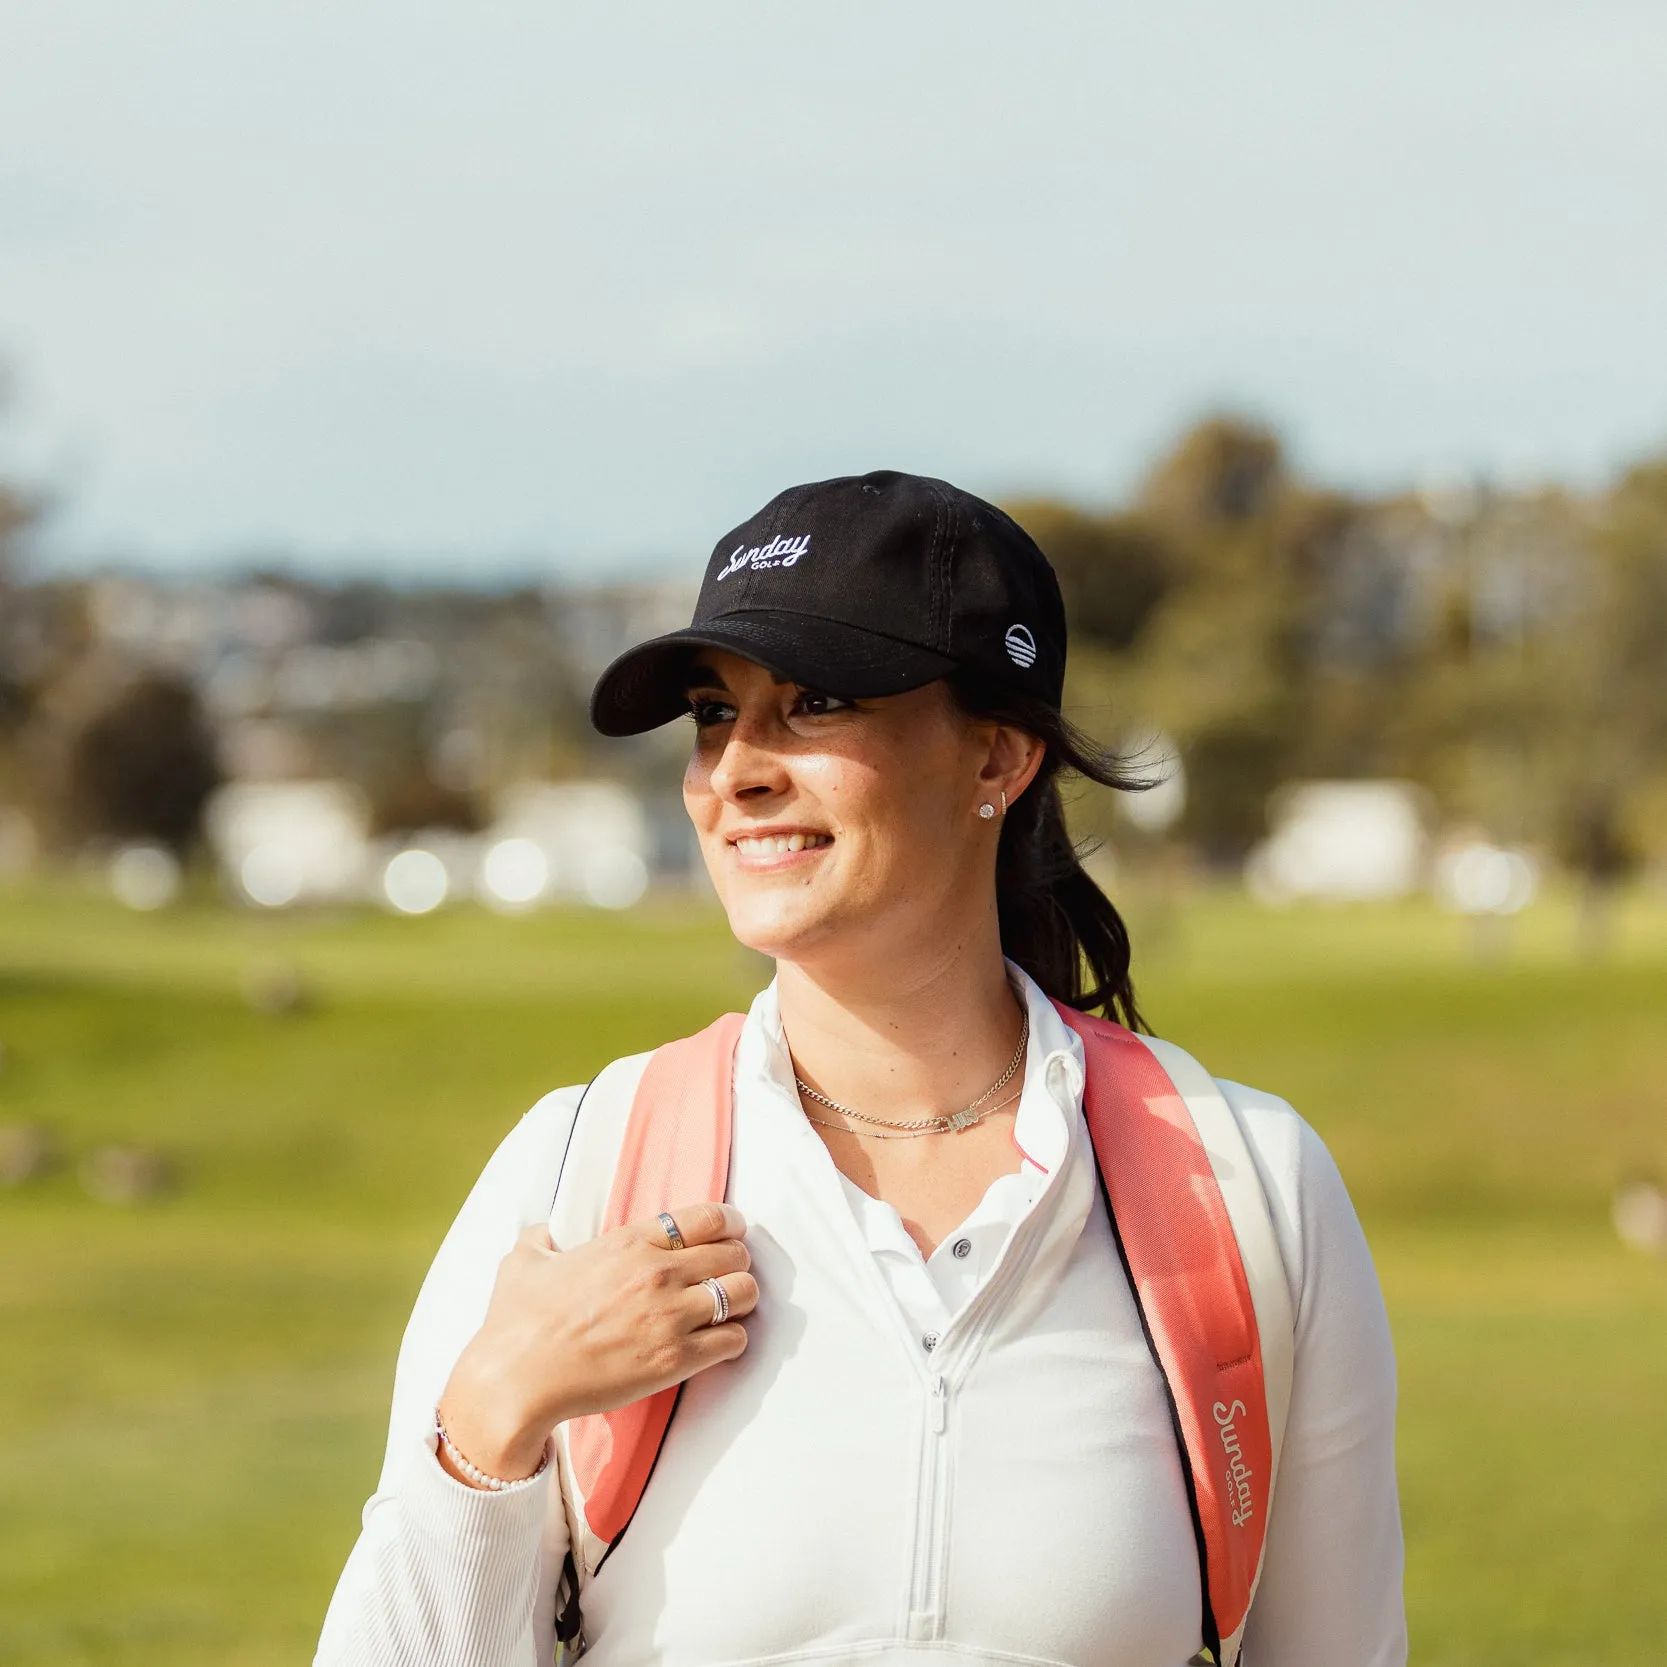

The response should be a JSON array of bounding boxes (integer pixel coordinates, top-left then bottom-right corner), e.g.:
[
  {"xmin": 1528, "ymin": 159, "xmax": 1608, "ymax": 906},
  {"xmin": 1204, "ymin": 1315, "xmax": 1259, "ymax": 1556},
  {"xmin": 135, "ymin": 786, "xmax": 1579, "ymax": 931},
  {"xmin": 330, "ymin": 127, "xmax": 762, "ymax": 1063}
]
[{"xmin": 704, "ymin": 711, "xmax": 791, "ymax": 806}]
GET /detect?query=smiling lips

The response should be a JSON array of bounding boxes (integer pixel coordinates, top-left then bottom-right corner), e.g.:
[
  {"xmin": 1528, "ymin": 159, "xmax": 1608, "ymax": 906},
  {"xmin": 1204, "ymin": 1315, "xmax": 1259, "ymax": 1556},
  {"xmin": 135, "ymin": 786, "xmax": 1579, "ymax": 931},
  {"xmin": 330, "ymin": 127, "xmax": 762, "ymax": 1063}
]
[{"xmin": 731, "ymin": 831, "xmax": 834, "ymax": 859}]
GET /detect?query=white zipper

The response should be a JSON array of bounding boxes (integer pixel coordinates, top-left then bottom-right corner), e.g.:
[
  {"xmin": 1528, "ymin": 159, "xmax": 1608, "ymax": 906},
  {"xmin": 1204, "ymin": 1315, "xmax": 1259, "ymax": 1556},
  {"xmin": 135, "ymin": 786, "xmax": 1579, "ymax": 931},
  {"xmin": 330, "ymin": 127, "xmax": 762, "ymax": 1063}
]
[
  {"xmin": 899, "ymin": 1052, "xmax": 1082, "ymax": 1642},
  {"xmin": 905, "ymin": 1374, "xmax": 952, "ymax": 1639}
]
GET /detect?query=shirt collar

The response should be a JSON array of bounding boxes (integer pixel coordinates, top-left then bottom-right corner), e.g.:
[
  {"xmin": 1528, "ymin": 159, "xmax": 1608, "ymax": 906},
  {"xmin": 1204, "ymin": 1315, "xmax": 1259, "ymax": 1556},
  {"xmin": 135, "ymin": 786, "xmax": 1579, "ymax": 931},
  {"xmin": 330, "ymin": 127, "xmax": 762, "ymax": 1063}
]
[{"xmin": 739, "ymin": 960, "xmax": 1084, "ymax": 1175}]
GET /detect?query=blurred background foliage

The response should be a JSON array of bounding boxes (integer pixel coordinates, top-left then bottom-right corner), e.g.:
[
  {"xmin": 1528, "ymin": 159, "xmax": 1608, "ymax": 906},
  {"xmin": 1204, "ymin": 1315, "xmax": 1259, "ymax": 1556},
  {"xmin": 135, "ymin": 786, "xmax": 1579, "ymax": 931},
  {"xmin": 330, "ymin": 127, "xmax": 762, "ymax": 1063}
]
[
  {"xmin": 5, "ymin": 408, "xmax": 1667, "ymax": 897},
  {"xmin": 1016, "ymin": 416, "xmax": 1667, "ymax": 887},
  {"xmin": 3, "ymin": 405, "xmax": 1667, "ymax": 1665}
]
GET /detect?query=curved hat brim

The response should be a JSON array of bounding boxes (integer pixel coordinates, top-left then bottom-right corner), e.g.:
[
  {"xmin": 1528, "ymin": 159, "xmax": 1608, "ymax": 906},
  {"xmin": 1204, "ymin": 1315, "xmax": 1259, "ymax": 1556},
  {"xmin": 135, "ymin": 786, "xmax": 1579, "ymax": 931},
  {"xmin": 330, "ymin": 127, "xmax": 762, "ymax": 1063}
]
[{"xmin": 589, "ymin": 610, "xmax": 960, "ymax": 737}]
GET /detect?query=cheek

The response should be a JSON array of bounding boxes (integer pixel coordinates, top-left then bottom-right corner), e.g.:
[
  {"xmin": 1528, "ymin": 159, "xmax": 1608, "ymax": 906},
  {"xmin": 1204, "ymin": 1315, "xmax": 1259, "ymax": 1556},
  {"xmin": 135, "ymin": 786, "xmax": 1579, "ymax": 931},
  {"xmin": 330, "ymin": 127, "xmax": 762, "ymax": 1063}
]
[
  {"xmin": 787, "ymin": 752, "xmax": 848, "ymax": 815},
  {"xmin": 790, "ymin": 752, "xmax": 900, "ymax": 846},
  {"xmin": 800, "ymin": 748, "xmax": 960, "ymax": 870},
  {"xmin": 682, "ymin": 748, "xmax": 718, "ymax": 828}
]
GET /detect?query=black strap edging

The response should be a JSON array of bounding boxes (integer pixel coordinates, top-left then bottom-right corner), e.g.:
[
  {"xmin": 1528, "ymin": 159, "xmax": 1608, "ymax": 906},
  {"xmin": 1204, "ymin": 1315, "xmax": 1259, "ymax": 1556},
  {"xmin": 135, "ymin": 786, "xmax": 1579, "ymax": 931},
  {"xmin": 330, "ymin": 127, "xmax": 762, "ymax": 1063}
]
[
  {"xmin": 554, "ymin": 1548, "xmax": 583, "ymax": 1646},
  {"xmin": 549, "ymin": 1070, "xmax": 600, "ymax": 1215},
  {"xmin": 592, "ymin": 1376, "xmax": 688, "ymax": 1575},
  {"xmin": 549, "ymin": 1073, "xmax": 599, "ymax": 1660}
]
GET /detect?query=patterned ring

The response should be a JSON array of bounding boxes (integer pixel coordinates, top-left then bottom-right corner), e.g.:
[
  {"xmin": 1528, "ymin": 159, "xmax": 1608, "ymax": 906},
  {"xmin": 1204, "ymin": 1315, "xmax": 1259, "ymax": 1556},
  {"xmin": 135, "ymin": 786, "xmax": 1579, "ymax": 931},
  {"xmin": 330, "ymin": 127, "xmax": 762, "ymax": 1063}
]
[
  {"xmin": 700, "ymin": 1276, "xmax": 730, "ymax": 1326},
  {"xmin": 657, "ymin": 1211, "xmax": 686, "ymax": 1251}
]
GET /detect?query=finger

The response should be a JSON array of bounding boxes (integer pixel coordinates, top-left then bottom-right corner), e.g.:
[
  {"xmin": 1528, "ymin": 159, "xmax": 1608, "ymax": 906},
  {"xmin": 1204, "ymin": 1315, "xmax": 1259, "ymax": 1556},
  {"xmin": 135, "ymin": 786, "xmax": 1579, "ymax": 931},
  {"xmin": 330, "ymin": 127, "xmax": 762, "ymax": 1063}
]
[
  {"xmin": 682, "ymin": 1320, "xmax": 750, "ymax": 1371},
  {"xmin": 648, "ymin": 1202, "xmax": 746, "ymax": 1250},
  {"xmin": 681, "ymin": 1270, "xmax": 759, "ymax": 1330},
  {"xmin": 674, "ymin": 1239, "xmax": 751, "ymax": 1284}
]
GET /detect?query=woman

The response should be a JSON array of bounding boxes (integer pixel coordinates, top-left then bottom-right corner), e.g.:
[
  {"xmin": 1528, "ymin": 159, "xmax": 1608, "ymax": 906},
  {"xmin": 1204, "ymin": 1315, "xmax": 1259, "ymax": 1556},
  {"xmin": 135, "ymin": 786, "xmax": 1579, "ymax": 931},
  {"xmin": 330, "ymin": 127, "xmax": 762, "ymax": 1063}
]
[{"xmin": 317, "ymin": 471, "xmax": 1405, "ymax": 1667}]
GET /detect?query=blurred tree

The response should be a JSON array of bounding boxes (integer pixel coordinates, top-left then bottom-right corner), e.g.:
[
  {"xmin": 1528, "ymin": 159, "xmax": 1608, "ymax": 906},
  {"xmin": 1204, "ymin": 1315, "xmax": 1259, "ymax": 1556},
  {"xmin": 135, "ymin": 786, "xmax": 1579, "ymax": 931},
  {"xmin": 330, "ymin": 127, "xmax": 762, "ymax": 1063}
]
[
  {"xmin": 1079, "ymin": 418, "xmax": 1514, "ymax": 860},
  {"xmin": 1010, "ymin": 417, "xmax": 1364, "ymax": 861},
  {"xmin": 0, "ymin": 492, "xmax": 33, "ymax": 741},
  {"xmin": 0, "ymin": 375, "xmax": 47, "ymax": 807},
  {"xmin": 1004, "ymin": 500, "xmax": 1174, "ymax": 652},
  {"xmin": 1113, "ymin": 418, "xmax": 1337, "ymax": 856},
  {"xmin": 1137, "ymin": 415, "xmax": 1285, "ymax": 534},
  {"xmin": 63, "ymin": 674, "xmax": 222, "ymax": 854},
  {"xmin": 0, "ymin": 483, "xmax": 30, "ymax": 580},
  {"xmin": 1553, "ymin": 461, "xmax": 1667, "ymax": 889},
  {"xmin": 1387, "ymin": 489, "xmax": 1587, "ymax": 847},
  {"xmin": 0, "ymin": 366, "xmax": 35, "ymax": 578}
]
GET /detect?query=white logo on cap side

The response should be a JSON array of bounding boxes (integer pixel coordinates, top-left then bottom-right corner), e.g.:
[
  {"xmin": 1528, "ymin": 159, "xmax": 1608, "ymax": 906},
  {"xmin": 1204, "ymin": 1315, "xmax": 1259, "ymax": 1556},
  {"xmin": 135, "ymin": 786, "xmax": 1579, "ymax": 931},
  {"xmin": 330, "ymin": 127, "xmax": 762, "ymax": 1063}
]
[
  {"xmin": 1004, "ymin": 624, "xmax": 1038, "ymax": 668},
  {"xmin": 716, "ymin": 534, "xmax": 811, "ymax": 581}
]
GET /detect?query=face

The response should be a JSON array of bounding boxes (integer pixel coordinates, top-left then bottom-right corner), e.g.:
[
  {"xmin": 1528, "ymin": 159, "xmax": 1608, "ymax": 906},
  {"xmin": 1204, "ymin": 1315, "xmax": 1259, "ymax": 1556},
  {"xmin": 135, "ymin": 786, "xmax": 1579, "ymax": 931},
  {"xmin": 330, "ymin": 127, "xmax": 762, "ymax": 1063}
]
[{"xmin": 681, "ymin": 651, "xmax": 1043, "ymax": 975}]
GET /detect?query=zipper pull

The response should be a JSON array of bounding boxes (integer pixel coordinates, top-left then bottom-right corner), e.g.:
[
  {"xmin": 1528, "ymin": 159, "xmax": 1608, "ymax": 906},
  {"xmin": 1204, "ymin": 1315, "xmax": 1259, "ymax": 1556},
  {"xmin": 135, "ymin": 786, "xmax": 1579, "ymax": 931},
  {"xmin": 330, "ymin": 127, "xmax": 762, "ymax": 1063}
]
[{"xmin": 931, "ymin": 1375, "xmax": 948, "ymax": 1434}]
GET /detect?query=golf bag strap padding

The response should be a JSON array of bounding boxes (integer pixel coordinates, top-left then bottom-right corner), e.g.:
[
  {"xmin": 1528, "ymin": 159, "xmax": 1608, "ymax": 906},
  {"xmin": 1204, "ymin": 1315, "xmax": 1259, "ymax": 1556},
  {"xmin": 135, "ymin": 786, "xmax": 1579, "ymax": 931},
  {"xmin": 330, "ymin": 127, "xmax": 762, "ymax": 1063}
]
[
  {"xmin": 564, "ymin": 1010, "xmax": 745, "ymax": 1547},
  {"xmin": 1055, "ymin": 1002, "xmax": 1278, "ymax": 1666}
]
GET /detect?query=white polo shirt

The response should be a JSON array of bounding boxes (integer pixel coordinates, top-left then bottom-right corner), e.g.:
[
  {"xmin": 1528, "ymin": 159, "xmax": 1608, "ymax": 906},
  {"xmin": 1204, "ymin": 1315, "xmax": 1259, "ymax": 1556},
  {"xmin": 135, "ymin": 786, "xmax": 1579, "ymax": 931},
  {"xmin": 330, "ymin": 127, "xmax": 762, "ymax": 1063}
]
[
  {"xmin": 316, "ymin": 968, "xmax": 1406, "ymax": 1667},
  {"xmin": 769, "ymin": 972, "xmax": 1072, "ymax": 1354}
]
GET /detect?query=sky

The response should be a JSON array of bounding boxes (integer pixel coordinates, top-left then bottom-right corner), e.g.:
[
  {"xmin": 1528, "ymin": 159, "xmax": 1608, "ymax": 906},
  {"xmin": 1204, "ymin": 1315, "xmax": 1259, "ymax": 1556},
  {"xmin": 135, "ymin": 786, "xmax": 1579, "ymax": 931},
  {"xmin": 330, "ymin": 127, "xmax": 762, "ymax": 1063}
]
[{"xmin": 5, "ymin": 0, "xmax": 1666, "ymax": 581}]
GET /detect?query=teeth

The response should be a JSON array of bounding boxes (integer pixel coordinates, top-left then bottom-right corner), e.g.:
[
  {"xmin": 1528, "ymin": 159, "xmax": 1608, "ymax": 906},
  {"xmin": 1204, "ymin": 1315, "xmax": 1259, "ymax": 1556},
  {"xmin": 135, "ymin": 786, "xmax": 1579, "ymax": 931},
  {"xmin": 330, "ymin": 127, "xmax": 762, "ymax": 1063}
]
[{"xmin": 735, "ymin": 833, "xmax": 831, "ymax": 857}]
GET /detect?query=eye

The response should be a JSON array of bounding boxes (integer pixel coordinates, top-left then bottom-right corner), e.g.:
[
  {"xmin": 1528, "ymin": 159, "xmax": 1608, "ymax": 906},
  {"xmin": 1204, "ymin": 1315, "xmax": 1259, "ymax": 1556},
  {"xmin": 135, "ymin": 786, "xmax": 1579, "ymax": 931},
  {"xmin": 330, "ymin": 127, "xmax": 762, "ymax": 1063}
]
[
  {"xmin": 793, "ymin": 689, "xmax": 854, "ymax": 718},
  {"xmin": 687, "ymin": 695, "xmax": 736, "ymax": 728}
]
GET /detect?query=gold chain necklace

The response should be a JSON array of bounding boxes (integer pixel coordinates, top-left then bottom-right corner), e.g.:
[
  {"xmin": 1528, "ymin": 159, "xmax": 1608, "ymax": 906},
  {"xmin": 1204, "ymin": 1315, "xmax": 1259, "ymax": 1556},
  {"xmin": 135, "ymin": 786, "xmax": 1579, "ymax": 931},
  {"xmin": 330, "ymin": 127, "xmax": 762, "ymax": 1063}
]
[
  {"xmin": 793, "ymin": 1011, "xmax": 1029, "ymax": 1136},
  {"xmin": 801, "ymin": 1084, "xmax": 1023, "ymax": 1140}
]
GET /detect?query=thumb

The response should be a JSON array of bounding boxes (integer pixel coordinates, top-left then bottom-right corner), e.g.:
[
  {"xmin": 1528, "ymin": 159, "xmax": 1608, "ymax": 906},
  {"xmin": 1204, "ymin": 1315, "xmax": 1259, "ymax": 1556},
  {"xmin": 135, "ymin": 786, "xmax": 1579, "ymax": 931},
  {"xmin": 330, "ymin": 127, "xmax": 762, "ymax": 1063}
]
[{"xmin": 517, "ymin": 1222, "xmax": 556, "ymax": 1253}]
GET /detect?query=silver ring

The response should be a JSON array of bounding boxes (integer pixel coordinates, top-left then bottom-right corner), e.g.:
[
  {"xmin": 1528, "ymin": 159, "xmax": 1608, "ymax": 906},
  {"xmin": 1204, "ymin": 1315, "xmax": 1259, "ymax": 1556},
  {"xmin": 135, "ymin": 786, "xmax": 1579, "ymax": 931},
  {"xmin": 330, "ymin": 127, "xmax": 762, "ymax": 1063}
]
[
  {"xmin": 657, "ymin": 1211, "xmax": 686, "ymax": 1251},
  {"xmin": 700, "ymin": 1276, "xmax": 729, "ymax": 1326}
]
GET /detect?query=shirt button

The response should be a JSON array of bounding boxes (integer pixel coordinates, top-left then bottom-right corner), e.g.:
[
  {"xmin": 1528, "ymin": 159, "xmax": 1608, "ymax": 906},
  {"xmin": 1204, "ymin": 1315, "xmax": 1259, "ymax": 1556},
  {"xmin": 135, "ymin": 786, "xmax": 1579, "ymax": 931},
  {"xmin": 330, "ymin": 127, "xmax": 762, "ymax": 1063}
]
[
  {"xmin": 951, "ymin": 1238, "xmax": 972, "ymax": 1260},
  {"xmin": 922, "ymin": 1332, "xmax": 939, "ymax": 1352}
]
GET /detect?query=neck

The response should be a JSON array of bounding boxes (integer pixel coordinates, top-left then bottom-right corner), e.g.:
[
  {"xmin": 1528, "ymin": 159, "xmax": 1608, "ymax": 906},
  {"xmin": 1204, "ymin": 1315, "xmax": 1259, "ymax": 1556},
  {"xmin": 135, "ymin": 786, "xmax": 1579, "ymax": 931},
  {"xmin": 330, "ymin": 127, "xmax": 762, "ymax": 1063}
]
[{"xmin": 773, "ymin": 920, "xmax": 1026, "ymax": 1124}]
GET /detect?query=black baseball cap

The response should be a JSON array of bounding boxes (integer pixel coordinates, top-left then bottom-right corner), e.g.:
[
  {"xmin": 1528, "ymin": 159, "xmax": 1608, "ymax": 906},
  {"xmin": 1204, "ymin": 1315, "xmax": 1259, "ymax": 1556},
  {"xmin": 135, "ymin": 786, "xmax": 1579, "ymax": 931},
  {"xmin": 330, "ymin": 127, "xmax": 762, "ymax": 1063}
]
[{"xmin": 590, "ymin": 470, "xmax": 1066, "ymax": 736}]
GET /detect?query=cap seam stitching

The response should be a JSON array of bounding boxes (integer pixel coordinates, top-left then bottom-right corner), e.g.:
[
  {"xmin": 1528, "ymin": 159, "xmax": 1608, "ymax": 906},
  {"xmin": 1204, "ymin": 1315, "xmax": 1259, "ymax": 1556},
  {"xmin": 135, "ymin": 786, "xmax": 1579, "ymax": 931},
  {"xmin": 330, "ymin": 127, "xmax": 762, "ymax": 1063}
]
[
  {"xmin": 940, "ymin": 486, "xmax": 959, "ymax": 655},
  {"xmin": 928, "ymin": 483, "xmax": 950, "ymax": 651}
]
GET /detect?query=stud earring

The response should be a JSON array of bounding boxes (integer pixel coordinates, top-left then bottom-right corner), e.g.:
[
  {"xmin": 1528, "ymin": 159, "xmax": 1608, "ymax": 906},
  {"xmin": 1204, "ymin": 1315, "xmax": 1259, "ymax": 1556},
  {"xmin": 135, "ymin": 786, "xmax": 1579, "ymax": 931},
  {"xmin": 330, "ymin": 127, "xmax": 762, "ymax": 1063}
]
[{"xmin": 978, "ymin": 802, "xmax": 996, "ymax": 820}]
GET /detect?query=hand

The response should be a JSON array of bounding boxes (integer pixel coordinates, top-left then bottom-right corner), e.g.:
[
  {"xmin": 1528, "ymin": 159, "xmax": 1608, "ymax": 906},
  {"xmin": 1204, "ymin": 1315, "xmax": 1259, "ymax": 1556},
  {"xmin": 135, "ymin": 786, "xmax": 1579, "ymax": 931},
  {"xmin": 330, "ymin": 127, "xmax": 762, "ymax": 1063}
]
[{"xmin": 437, "ymin": 1202, "xmax": 756, "ymax": 1484}]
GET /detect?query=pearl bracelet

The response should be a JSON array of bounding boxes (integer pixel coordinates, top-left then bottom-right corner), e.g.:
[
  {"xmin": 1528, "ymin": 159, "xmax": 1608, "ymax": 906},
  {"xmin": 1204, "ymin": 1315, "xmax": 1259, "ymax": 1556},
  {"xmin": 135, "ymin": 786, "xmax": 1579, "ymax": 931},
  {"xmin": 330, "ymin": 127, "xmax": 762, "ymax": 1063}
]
[{"xmin": 435, "ymin": 1412, "xmax": 550, "ymax": 1492}]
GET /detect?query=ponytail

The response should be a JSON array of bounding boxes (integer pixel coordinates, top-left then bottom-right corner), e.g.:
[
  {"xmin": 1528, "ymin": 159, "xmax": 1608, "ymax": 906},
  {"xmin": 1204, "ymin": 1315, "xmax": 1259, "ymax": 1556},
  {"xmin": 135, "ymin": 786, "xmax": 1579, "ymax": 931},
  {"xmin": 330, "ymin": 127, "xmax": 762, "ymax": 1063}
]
[{"xmin": 947, "ymin": 671, "xmax": 1150, "ymax": 1032}]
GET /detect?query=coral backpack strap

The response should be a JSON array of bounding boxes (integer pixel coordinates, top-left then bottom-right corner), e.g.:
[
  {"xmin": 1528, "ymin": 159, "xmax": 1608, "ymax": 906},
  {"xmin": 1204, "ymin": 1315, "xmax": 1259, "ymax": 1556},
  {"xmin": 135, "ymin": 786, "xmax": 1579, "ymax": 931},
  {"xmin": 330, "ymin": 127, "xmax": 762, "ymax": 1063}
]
[
  {"xmin": 1055, "ymin": 1003, "xmax": 1291, "ymax": 1667},
  {"xmin": 564, "ymin": 1011, "xmax": 746, "ymax": 1553},
  {"xmin": 1137, "ymin": 1036, "xmax": 1295, "ymax": 1492}
]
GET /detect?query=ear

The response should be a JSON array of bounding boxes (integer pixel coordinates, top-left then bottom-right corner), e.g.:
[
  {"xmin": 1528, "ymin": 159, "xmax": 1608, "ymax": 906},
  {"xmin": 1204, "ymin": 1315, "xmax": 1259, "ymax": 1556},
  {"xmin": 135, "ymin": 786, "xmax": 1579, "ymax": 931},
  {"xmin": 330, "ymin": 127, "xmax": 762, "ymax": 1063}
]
[{"xmin": 976, "ymin": 722, "xmax": 1046, "ymax": 810}]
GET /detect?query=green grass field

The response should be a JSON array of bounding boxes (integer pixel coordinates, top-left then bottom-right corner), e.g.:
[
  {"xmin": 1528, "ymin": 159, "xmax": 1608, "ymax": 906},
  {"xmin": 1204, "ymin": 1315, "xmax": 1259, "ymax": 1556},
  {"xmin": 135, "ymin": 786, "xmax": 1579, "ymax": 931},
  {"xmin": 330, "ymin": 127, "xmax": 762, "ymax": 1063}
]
[{"xmin": 3, "ymin": 880, "xmax": 1665, "ymax": 1665}]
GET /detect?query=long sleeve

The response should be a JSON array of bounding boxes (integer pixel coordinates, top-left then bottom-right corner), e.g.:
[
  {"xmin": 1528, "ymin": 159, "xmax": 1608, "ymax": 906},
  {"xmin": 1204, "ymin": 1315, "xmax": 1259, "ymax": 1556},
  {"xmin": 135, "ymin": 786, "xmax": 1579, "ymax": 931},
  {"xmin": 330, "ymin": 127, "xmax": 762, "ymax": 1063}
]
[
  {"xmin": 314, "ymin": 1087, "xmax": 585, "ymax": 1667},
  {"xmin": 1226, "ymin": 1084, "xmax": 1408, "ymax": 1666}
]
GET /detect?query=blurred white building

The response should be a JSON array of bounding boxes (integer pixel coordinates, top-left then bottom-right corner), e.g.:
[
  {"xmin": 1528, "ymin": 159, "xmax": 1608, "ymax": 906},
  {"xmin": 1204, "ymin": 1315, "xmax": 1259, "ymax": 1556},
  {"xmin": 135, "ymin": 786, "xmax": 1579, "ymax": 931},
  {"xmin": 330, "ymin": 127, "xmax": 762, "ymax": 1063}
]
[
  {"xmin": 1431, "ymin": 836, "xmax": 1539, "ymax": 916},
  {"xmin": 1245, "ymin": 781, "xmax": 1429, "ymax": 904},
  {"xmin": 205, "ymin": 780, "xmax": 373, "ymax": 907},
  {"xmin": 206, "ymin": 776, "xmax": 656, "ymax": 913},
  {"xmin": 480, "ymin": 780, "xmax": 651, "ymax": 910}
]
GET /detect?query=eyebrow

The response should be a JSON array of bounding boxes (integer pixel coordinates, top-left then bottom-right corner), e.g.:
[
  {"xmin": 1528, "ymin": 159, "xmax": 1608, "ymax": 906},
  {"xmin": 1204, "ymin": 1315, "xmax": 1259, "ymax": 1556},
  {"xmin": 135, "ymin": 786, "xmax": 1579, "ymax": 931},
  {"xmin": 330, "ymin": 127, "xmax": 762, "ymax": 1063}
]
[
  {"xmin": 683, "ymin": 661, "xmax": 793, "ymax": 693},
  {"xmin": 683, "ymin": 662, "xmax": 730, "ymax": 693}
]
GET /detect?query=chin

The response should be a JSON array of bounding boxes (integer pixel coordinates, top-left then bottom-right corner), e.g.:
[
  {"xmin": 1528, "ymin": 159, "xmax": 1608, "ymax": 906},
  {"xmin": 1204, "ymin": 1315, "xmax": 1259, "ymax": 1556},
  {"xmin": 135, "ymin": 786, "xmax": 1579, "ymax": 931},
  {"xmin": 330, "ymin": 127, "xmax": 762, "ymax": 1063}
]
[{"xmin": 719, "ymin": 892, "xmax": 845, "ymax": 966}]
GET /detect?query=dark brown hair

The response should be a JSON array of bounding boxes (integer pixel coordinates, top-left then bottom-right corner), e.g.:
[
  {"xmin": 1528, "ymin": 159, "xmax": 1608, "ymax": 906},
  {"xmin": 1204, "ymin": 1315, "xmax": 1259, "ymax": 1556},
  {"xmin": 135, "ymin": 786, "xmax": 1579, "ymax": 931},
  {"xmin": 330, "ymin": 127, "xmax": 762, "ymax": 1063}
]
[{"xmin": 946, "ymin": 670, "xmax": 1149, "ymax": 1031}]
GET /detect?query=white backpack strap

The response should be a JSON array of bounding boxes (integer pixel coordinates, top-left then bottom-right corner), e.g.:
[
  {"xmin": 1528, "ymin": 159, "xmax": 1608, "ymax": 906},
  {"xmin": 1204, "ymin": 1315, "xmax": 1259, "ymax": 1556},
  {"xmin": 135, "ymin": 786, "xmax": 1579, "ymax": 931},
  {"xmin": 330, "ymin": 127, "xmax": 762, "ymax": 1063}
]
[
  {"xmin": 542, "ymin": 1052, "xmax": 654, "ymax": 1612},
  {"xmin": 1137, "ymin": 1035, "xmax": 1295, "ymax": 1667},
  {"xmin": 547, "ymin": 1051, "xmax": 653, "ymax": 1250}
]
